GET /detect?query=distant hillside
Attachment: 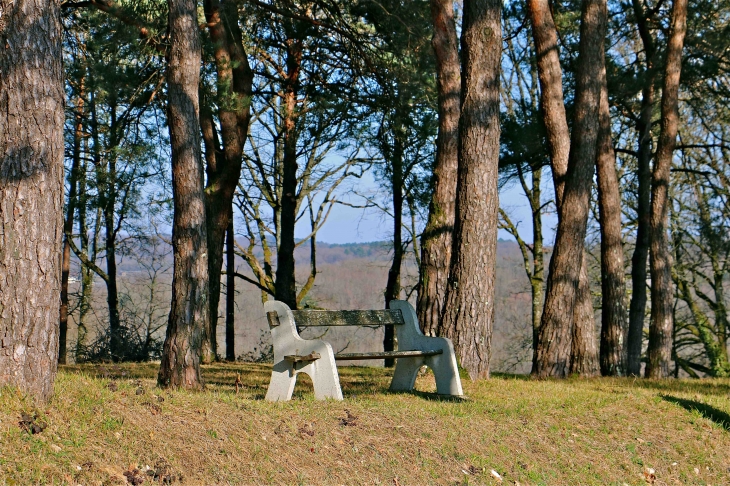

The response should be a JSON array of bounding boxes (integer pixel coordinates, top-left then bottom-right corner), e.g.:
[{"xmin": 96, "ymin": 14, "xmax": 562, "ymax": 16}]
[{"xmin": 67, "ymin": 239, "xmax": 537, "ymax": 373}]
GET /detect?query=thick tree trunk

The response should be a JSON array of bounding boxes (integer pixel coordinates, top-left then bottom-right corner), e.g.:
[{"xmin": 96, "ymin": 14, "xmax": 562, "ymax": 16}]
[
  {"xmin": 528, "ymin": 0, "xmax": 598, "ymax": 376},
  {"xmin": 439, "ymin": 0, "xmax": 501, "ymax": 380},
  {"xmin": 627, "ymin": 0, "xmax": 657, "ymax": 376},
  {"xmin": 596, "ymin": 78, "xmax": 628, "ymax": 376},
  {"xmin": 418, "ymin": 0, "xmax": 460, "ymax": 337},
  {"xmin": 225, "ymin": 216, "xmax": 235, "ymax": 361},
  {"xmin": 0, "ymin": 0, "xmax": 64, "ymax": 402},
  {"xmin": 60, "ymin": 80, "xmax": 85, "ymax": 365},
  {"xmin": 527, "ymin": 0, "xmax": 571, "ymax": 188},
  {"xmin": 275, "ymin": 39, "xmax": 303, "ymax": 310},
  {"xmin": 535, "ymin": 0, "xmax": 607, "ymax": 378},
  {"xmin": 646, "ymin": 0, "xmax": 687, "ymax": 378},
  {"xmin": 570, "ymin": 257, "xmax": 600, "ymax": 376},
  {"xmin": 158, "ymin": 0, "xmax": 208, "ymax": 389},
  {"xmin": 201, "ymin": 0, "xmax": 253, "ymax": 363}
]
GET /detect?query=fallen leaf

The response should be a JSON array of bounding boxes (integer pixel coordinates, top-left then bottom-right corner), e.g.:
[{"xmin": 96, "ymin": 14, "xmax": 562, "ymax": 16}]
[
  {"xmin": 299, "ymin": 423, "xmax": 315, "ymax": 437},
  {"xmin": 340, "ymin": 409, "xmax": 358, "ymax": 427},
  {"xmin": 643, "ymin": 467, "xmax": 656, "ymax": 484}
]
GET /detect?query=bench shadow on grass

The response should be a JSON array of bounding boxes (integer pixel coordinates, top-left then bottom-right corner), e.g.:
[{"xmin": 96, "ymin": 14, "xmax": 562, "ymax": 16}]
[
  {"xmin": 391, "ymin": 390, "xmax": 469, "ymax": 402},
  {"xmin": 661, "ymin": 395, "xmax": 730, "ymax": 431}
]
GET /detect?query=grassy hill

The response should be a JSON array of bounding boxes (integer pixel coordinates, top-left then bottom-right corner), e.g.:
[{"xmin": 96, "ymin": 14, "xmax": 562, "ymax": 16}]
[{"xmin": 1, "ymin": 363, "xmax": 729, "ymax": 485}]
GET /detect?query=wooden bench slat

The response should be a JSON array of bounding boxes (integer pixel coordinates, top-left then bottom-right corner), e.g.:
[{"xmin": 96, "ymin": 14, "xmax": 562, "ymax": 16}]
[
  {"xmin": 292, "ymin": 309, "xmax": 405, "ymax": 328},
  {"xmin": 334, "ymin": 350, "xmax": 443, "ymax": 360},
  {"xmin": 284, "ymin": 352, "xmax": 322, "ymax": 363}
]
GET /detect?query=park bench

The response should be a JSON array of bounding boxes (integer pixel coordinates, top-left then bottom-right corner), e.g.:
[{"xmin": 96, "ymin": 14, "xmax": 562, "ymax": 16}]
[{"xmin": 264, "ymin": 299, "xmax": 463, "ymax": 401}]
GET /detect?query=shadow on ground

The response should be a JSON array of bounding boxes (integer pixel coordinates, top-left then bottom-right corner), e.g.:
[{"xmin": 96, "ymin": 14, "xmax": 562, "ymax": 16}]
[{"xmin": 662, "ymin": 395, "xmax": 730, "ymax": 431}]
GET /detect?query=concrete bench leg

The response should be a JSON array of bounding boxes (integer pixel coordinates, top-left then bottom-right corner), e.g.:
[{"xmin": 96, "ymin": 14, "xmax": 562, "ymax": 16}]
[
  {"xmin": 265, "ymin": 361, "xmax": 297, "ymax": 402},
  {"xmin": 264, "ymin": 300, "xmax": 343, "ymax": 401},
  {"xmin": 390, "ymin": 355, "xmax": 425, "ymax": 392},
  {"xmin": 388, "ymin": 300, "xmax": 464, "ymax": 396},
  {"xmin": 298, "ymin": 350, "xmax": 343, "ymax": 400}
]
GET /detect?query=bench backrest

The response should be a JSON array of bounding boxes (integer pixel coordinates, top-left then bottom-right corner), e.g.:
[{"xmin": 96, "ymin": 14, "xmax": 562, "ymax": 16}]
[{"xmin": 267, "ymin": 309, "xmax": 404, "ymax": 329}]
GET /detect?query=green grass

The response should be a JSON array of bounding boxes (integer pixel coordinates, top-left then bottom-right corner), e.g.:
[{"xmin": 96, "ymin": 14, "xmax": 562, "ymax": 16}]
[{"xmin": 1, "ymin": 363, "xmax": 729, "ymax": 485}]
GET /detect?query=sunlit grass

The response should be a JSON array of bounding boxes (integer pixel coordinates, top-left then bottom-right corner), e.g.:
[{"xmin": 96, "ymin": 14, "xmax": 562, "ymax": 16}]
[{"xmin": 1, "ymin": 363, "xmax": 729, "ymax": 485}]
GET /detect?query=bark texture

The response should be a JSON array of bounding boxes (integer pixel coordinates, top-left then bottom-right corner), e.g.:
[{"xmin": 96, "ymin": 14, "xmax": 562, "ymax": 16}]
[
  {"xmin": 439, "ymin": 0, "xmax": 501, "ymax": 380},
  {"xmin": 417, "ymin": 0, "xmax": 460, "ymax": 337},
  {"xmin": 646, "ymin": 0, "xmax": 687, "ymax": 378},
  {"xmin": 275, "ymin": 37, "xmax": 303, "ymax": 310},
  {"xmin": 158, "ymin": 0, "xmax": 208, "ymax": 389},
  {"xmin": 0, "ymin": 0, "xmax": 64, "ymax": 401},
  {"xmin": 570, "ymin": 257, "xmax": 600, "ymax": 376},
  {"xmin": 535, "ymin": 0, "xmax": 607, "ymax": 378},
  {"xmin": 200, "ymin": 0, "xmax": 252, "ymax": 362},
  {"xmin": 596, "ymin": 80, "xmax": 628, "ymax": 376},
  {"xmin": 528, "ymin": 0, "xmax": 598, "ymax": 376},
  {"xmin": 626, "ymin": 0, "xmax": 657, "ymax": 376}
]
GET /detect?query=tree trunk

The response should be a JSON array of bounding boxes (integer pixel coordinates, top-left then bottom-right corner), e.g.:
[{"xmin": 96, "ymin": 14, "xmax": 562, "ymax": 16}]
[
  {"xmin": 596, "ymin": 77, "xmax": 628, "ymax": 376},
  {"xmin": 535, "ymin": 0, "xmax": 607, "ymax": 378},
  {"xmin": 528, "ymin": 0, "xmax": 598, "ymax": 376},
  {"xmin": 104, "ymin": 132, "xmax": 121, "ymax": 360},
  {"xmin": 417, "ymin": 0, "xmax": 460, "ymax": 337},
  {"xmin": 60, "ymin": 78, "xmax": 85, "ymax": 365},
  {"xmin": 201, "ymin": 0, "xmax": 253, "ymax": 363},
  {"xmin": 570, "ymin": 257, "xmax": 600, "ymax": 376},
  {"xmin": 76, "ymin": 149, "xmax": 91, "ymax": 362},
  {"xmin": 275, "ymin": 38, "xmax": 303, "ymax": 310},
  {"xmin": 646, "ymin": 0, "xmax": 687, "ymax": 378},
  {"xmin": 626, "ymin": 0, "xmax": 657, "ymax": 376},
  {"xmin": 225, "ymin": 215, "xmax": 235, "ymax": 361},
  {"xmin": 439, "ymin": 0, "xmax": 501, "ymax": 380},
  {"xmin": 384, "ymin": 135, "xmax": 404, "ymax": 367},
  {"xmin": 0, "ymin": 0, "xmax": 64, "ymax": 402},
  {"xmin": 158, "ymin": 0, "xmax": 208, "ymax": 389},
  {"xmin": 529, "ymin": 168, "xmax": 544, "ymax": 369},
  {"xmin": 527, "ymin": 0, "xmax": 570, "ymax": 189}
]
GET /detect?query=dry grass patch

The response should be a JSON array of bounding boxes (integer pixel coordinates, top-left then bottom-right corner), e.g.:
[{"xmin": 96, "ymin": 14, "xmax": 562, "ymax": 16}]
[{"xmin": 1, "ymin": 363, "xmax": 729, "ymax": 485}]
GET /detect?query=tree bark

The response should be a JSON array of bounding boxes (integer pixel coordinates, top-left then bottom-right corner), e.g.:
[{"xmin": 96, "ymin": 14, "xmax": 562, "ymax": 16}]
[
  {"xmin": 626, "ymin": 0, "xmax": 657, "ymax": 376},
  {"xmin": 201, "ymin": 0, "xmax": 253, "ymax": 363},
  {"xmin": 439, "ymin": 0, "xmax": 501, "ymax": 380},
  {"xmin": 275, "ymin": 37, "xmax": 303, "ymax": 310},
  {"xmin": 0, "ymin": 0, "xmax": 64, "ymax": 401},
  {"xmin": 527, "ymin": 0, "xmax": 598, "ymax": 376},
  {"xmin": 570, "ymin": 257, "xmax": 600, "ymax": 376},
  {"xmin": 60, "ymin": 78, "xmax": 85, "ymax": 364},
  {"xmin": 384, "ymin": 133, "xmax": 404, "ymax": 367},
  {"xmin": 104, "ymin": 108, "xmax": 121, "ymax": 359},
  {"xmin": 158, "ymin": 0, "xmax": 208, "ymax": 389},
  {"xmin": 596, "ymin": 76, "xmax": 628, "ymax": 376},
  {"xmin": 76, "ymin": 147, "xmax": 91, "ymax": 362},
  {"xmin": 225, "ymin": 215, "xmax": 235, "ymax": 361},
  {"xmin": 417, "ymin": 0, "xmax": 460, "ymax": 337},
  {"xmin": 535, "ymin": 0, "xmax": 607, "ymax": 378},
  {"xmin": 646, "ymin": 0, "xmax": 687, "ymax": 378}
]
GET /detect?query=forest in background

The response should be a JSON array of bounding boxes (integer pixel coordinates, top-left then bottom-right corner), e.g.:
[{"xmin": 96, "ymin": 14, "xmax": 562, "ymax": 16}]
[
  {"xmin": 54, "ymin": 0, "xmax": 730, "ymax": 379},
  {"xmin": 4, "ymin": 0, "xmax": 730, "ymax": 402},
  {"xmin": 62, "ymin": 239, "xmax": 536, "ymax": 373}
]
